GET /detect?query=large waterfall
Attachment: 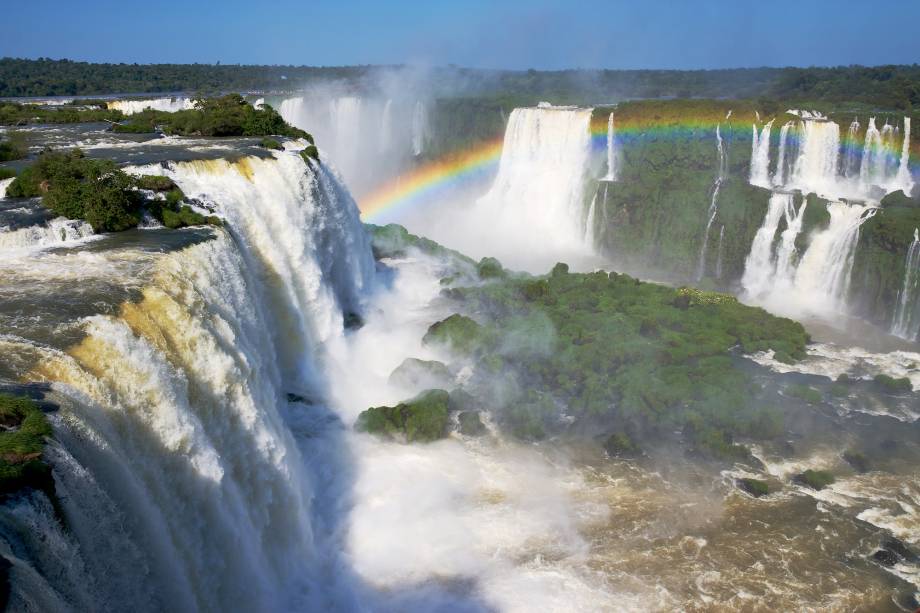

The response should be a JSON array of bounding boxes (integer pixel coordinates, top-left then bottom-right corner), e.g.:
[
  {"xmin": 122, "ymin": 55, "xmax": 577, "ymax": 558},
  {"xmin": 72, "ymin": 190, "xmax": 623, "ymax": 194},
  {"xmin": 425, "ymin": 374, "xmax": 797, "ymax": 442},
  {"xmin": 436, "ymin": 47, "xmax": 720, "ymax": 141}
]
[
  {"xmin": 742, "ymin": 196, "xmax": 875, "ymax": 317},
  {"xmin": 892, "ymin": 228, "xmax": 920, "ymax": 340},
  {"xmin": 749, "ymin": 120, "xmax": 774, "ymax": 187},
  {"xmin": 752, "ymin": 114, "xmax": 914, "ymax": 200},
  {"xmin": 278, "ymin": 95, "xmax": 428, "ymax": 196},
  {"xmin": 475, "ymin": 106, "xmax": 595, "ymax": 258},
  {"xmin": 603, "ymin": 112, "xmax": 617, "ymax": 181},
  {"xmin": 0, "ymin": 151, "xmax": 376, "ymax": 611},
  {"xmin": 107, "ymin": 97, "xmax": 196, "ymax": 115}
]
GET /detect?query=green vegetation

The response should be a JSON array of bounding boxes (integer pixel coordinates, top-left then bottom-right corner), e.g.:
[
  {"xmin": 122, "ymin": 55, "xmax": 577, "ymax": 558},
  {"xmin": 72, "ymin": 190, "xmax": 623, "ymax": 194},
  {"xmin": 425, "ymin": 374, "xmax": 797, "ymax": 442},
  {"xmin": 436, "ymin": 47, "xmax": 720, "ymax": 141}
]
[
  {"xmin": 457, "ymin": 411, "xmax": 487, "ymax": 436},
  {"xmin": 786, "ymin": 384, "xmax": 823, "ymax": 404},
  {"xmin": 0, "ymin": 168, "xmax": 15, "ymax": 181},
  {"xmin": 793, "ymin": 469, "xmax": 835, "ymax": 490},
  {"xmin": 737, "ymin": 478, "xmax": 770, "ymax": 497},
  {"xmin": 7, "ymin": 149, "xmax": 143, "ymax": 231},
  {"xmin": 368, "ymin": 223, "xmax": 476, "ymax": 268},
  {"xmin": 299, "ymin": 145, "xmax": 319, "ymax": 163},
  {"xmin": 476, "ymin": 257, "xmax": 505, "ymax": 279},
  {"xmin": 6, "ymin": 59, "xmax": 920, "ymax": 111},
  {"xmin": 355, "ymin": 389, "xmax": 450, "ymax": 443},
  {"xmin": 6, "ymin": 148, "xmax": 219, "ymax": 231},
  {"xmin": 872, "ymin": 374, "xmax": 913, "ymax": 394},
  {"xmin": 388, "ymin": 358, "xmax": 452, "ymax": 389},
  {"xmin": 843, "ymin": 449, "xmax": 870, "ymax": 473},
  {"xmin": 0, "ymin": 132, "xmax": 27, "ymax": 162},
  {"xmin": 0, "ymin": 394, "xmax": 53, "ymax": 497},
  {"xmin": 0, "ymin": 100, "xmax": 124, "ymax": 126},
  {"xmin": 423, "ymin": 257, "xmax": 808, "ymax": 458},
  {"xmin": 259, "ymin": 137, "xmax": 283, "ymax": 150},
  {"xmin": 112, "ymin": 94, "xmax": 311, "ymax": 139},
  {"xmin": 604, "ymin": 432, "xmax": 641, "ymax": 458}
]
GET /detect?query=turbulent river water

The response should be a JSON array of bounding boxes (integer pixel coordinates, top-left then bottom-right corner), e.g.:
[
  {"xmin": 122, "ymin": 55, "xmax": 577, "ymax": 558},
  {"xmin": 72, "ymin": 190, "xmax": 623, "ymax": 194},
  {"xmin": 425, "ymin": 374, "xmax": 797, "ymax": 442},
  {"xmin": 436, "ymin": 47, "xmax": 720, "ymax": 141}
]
[{"xmin": 0, "ymin": 118, "xmax": 918, "ymax": 612}]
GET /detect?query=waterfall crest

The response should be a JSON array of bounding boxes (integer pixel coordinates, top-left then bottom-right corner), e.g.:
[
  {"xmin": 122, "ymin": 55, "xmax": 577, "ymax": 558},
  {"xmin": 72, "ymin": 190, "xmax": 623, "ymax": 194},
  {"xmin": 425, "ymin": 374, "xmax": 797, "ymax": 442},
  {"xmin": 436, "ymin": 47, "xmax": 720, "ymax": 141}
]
[
  {"xmin": 0, "ymin": 152, "xmax": 376, "ymax": 611},
  {"xmin": 474, "ymin": 106, "xmax": 595, "ymax": 256},
  {"xmin": 0, "ymin": 218, "xmax": 95, "ymax": 252},
  {"xmin": 107, "ymin": 98, "xmax": 195, "ymax": 115}
]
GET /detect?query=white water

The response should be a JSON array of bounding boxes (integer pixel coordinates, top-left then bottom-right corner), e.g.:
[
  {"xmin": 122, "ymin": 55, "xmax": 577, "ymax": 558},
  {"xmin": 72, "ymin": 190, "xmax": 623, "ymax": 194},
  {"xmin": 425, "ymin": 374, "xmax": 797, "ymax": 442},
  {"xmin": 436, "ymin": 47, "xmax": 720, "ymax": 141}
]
[
  {"xmin": 107, "ymin": 97, "xmax": 195, "ymax": 115},
  {"xmin": 1, "ymin": 151, "xmax": 379, "ymax": 610},
  {"xmin": 743, "ymin": 198, "xmax": 876, "ymax": 317},
  {"xmin": 0, "ymin": 217, "xmax": 95, "ymax": 252},
  {"xmin": 892, "ymin": 228, "xmax": 920, "ymax": 340},
  {"xmin": 603, "ymin": 112, "xmax": 617, "ymax": 181},
  {"xmin": 696, "ymin": 125, "xmax": 726, "ymax": 280},
  {"xmin": 772, "ymin": 121, "xmax": 796, "ymax": 186},
  {"xmin": 411, "ymin": 100, "xmax": 429, "ymax": 156},
  {"xmin": 760, "ymin": 115, "xmax": 913, "ymax": 200},
  {"xmin": 278, "ymin": 94, "xmax": 422, "ymax": 196},
  {"xmin": 749, "ymin": 120, "xmax": 774, "ymax": 187},
  {"xmin": 460, "ymin": 108, "xmax": 591, "ymax": 265},
  {"xmin": 715, "ymin": 225, "xmax": 725, "ymax": 279},
  {"xmin": 0, "ymin": 177, "xmax": 13, "ymax": 199}
]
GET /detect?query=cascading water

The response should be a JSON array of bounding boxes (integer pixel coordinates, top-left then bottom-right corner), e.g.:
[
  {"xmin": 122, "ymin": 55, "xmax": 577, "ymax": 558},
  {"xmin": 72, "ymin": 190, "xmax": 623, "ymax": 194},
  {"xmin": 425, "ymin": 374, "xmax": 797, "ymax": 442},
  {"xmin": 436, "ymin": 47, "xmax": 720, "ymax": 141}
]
[
  {"xmin": 0, "ymin": 218, "xmax": 95, "ymax": 251},
  {"xmin": 379, "ymin": 99, "xmax": 393, "ymax": 153},
  {"xmin": 715, "ymin": 225, "xmax": 725, "ymax": 279},
  {"xmin": 603, "ymin": 112, "xmax": 617, "ymax": 181},
  {"xmin": 0, "ymin": 177, "xmax": 13, "ymax": 198},
  {"xmin": 791, "ymin": 119, "xmax": 840, "ymax": 196},
  {"xmin": 743, "ymin": 196, "xmax": 876, "ymax": 316},
  {"xmin": 896, "ymin": 117, "xmax": 914, "ymax": 193},
  {"xmin": 892, "ymin": 228, "xmax": 920, "ymax": 340},
  {"xmin": 461, "ymin": 106, "xmax": 595, "ymax": 268},
  {"xmin": 696, "ymin": 125, "xmax": 726, "ymax": 280},
  {"xmin": 411, "ymin": 100, "xmax": 429, "ymax": 157},
  {"xmin": 843, "ymin": 118, "xmax": 861, "ymax": 178},
  {"xmin": 107, "ymin": 97, "xmax": 195, "ymax": 115},
  {"xmin": 749, "ymin": 120, "xmax": 774, "ymax": 187},
  {"xmin": 0, "ymin": 151, "xmax": 377, "ymax": 611},
  {"xmin": 772, "ymin": 121, "xmax": 795, "ymax": 186}
]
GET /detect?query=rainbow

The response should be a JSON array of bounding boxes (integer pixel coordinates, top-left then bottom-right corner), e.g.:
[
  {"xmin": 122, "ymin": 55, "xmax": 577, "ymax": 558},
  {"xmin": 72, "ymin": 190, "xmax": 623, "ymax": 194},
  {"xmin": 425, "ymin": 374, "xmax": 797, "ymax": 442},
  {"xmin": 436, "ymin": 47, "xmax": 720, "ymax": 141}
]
[
  {"xmin": 360, "ymin": 137, "xmax": 504, "ymax": 222},
  {"xmin": 360, "ymin": 109, "xmax": 918, "ymax": 221}
]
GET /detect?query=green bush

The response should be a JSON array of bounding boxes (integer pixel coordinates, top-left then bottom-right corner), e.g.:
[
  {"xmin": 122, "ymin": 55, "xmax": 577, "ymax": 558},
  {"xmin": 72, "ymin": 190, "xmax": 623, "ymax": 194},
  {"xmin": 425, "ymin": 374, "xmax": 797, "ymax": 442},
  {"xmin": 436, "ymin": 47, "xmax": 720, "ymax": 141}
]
[
  {"xmin": 737, "ymin": 478, "xmax": 770, "ymax": 497},
  {"xmin": 260, "ymin": 137, "xmax": 283, "ymax": 150},
  {"xmin": 0, "ymin": 168, "xmax": 15, "ymax": 181},
  {"xmin": 476, "ymin": 257, "xmax": 504, "ymax": 279},
  {"xmin": 0, "ymin": 394, "xmax": 53, "ymax": 497},
  {"xmin": 300, "ymin": 145, "xmax": 319, "ymax": 163},
  {"xmin": 355, "ymin": 389, "xmax": 450, "ymax": 443},
  {"xmin": 794, "ymin": 469, "xmax": 835, "ymax": 490},
  {"xmin": 8, "ymin": 149, "xmax": 142, "ymax": 231},
  {"xmin": 0, "ymin": 132, "xmax": 27, "ymax": 162},
  {"xmin": 135, "ymin": 175, "xmax": 176, "ymax": 191},
  {"xmin": 786, "ymin": 384, "xmax": 822, "ymax": 404},
  {"xmin": 872, "ymin": 374, "xmax": 912, "ymax": 394}
]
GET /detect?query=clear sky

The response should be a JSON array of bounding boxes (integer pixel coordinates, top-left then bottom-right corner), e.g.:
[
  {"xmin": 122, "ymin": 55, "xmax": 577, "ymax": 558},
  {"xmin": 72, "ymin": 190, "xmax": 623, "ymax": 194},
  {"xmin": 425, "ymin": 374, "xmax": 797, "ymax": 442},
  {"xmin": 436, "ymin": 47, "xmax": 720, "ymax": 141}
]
[{"xmin": 3, "ymin": 0, "xmax": 919, "ymax": 70}]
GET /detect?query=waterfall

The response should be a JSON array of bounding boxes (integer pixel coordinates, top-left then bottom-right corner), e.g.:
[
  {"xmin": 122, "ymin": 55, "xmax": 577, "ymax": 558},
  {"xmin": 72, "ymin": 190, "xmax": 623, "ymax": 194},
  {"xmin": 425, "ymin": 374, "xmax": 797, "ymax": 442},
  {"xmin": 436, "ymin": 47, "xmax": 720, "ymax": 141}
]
[
  {"xmin": 473, "ymin": 106, "xmax": 594, "ymax": 257},
  {"xmin": 843, "ymin": 118, "xmax": 861, "ymax": 178},
  {"xmin": 742, "ymin": 195, "xmax": 873, "ymax": 316},
  {"xmin": 0, "ymin": 177, "xmax": 14, "ymax": 199},
  {"xmin": 858, "ymin": 117, "xmax": 883, "ymax": 189},
  {"xmin": 897, "ymin": 117, "xmax": 914, "ymax": 194},
  {"xmin": 715, "ymin": 225, "xmax": 725, "ymax": 279},
  {"xmin": 696, "ymin": 125, "xmax": 726, "ymax": 281},
  {"xmin": 411, "ymin": 100, "xmax": 429, "ymax": 157},
  {"xmin": 603, "ymin": 112, "xmax": 617, "ymax": 180},
  {"xmin": 791, "ymin": 119, "xmax": 840, "ymax": 196},
  {"xmin": 741, "ymin": 192, "xmax": 791, "ymax": 296},
  {"xmin": 749, "ymin": 120, "xmax": 774, "ymax": 187},
  {"xmin": 584, "ymin": 189, "xmax": 598, "ymax": 246},
  {"xmin": 107, "ymin": 97, "xmax": 195, "ymax": 115},
  {"xmin": 773, "ymin": 198, "xmax": 808, "ymax": 286},
  {"xmin": 1, "ymin": 151, "xmax": 376, "ymax": 610},
  {"xmin": 772, "ymin": 121, "xmax": 795, "ymax": 186},
  {"xmin": 892, "ymin": 228, "xmax": 920, "ymax": 340},
  {"xmin": 0, "ymin": 218, "xmax": 95, "ymax": 251},
  {"xmin": 379, "ymin": 99, "xmax": 393, "ymax": 153}
]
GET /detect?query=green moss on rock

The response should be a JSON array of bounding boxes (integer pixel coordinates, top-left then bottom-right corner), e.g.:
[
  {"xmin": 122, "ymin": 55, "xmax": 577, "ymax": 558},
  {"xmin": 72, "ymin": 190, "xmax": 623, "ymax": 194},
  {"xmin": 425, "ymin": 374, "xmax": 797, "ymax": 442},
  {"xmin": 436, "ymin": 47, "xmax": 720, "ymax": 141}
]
[
  {"xmin": 0, "ymin": 394, "xmax": 53, "ymax": 497},
  {"xmin": 423, "ymin": 314, "xmax": 488, "ymax": 355},
  {"xmin": 872, "ymin": 374, "xmax": 913, "ymax": 394},
  {"xmin": 355, "ymin": 389, "xmax": 450, "ymax": 443},
  {"xmin": 388, "ymin": 358, "xmax": 452, "ymax": 389},
  {"xmin": 793, "ymin": 469, "xmax": 835, "ymax": 490},
  {"xmin": 737, "ymin": 477, "xmax": 770, "ymax": 497}
]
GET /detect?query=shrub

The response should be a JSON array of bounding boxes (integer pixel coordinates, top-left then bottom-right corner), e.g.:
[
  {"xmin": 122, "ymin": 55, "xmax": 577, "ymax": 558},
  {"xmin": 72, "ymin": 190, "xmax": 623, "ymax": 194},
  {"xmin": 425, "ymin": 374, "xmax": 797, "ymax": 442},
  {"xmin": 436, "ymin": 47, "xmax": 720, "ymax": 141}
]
[
  {"xmin": 793, "ymin": 469, "xmax": 835, "ymax": 490},
  {"xmin": 355, "ymin": 389, "xmax": 450, "ymax": 443},
  {"xmin": 260, "ymin": 137, "xmax": 283, "ymax": 150},
  {"xmin": 0, "ymin": 394, "xmax": 53, "ymax": 497},
  {"xmin": 872, "ymin": 374, "xmax": 912, "ymax": 394},
  {"xmin": 737, "ymin": 478, "xmax": 770, "ymax": 497},
  {"xmin": 135, "ymin": 175, "xmax": 176, "ymax": 191},
  {"xmin": 786, "ymin": 384, "xmax": 822, "ymax": 404},
  {"xmin": 0, "ymin": 132, "xmax": 27, "ymax": 162},
  {"xmin": 476, "ymin": 257, "xmax": 504, "ymax": 279}
]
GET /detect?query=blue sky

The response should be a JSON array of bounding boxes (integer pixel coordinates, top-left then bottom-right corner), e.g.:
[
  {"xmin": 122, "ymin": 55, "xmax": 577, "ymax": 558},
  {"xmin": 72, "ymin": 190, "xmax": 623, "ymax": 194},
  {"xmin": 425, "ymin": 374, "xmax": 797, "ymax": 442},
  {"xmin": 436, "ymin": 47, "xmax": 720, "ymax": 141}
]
[{"xmin": 4, "ymin": 0, "xmax": 920, "ymax": 69}]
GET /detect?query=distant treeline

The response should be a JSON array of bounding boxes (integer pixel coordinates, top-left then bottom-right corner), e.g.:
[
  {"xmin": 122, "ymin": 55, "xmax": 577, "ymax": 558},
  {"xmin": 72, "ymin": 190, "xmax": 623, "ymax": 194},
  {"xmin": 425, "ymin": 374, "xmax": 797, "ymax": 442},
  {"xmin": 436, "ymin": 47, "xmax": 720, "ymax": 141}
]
[{"xmin": 3, "ymin": 58, "xmax": 920, "ymax": 110}]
